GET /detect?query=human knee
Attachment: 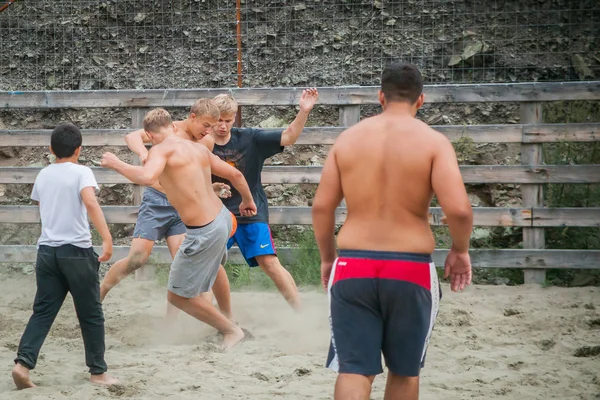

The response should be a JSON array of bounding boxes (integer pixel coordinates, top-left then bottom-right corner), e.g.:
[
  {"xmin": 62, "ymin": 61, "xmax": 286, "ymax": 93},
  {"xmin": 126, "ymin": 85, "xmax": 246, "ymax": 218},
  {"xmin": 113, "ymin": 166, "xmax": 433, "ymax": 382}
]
[
  {"xmin": 126, "ymin": 250, "xmax": 149, "ymax": 273},
  {"xmin": 167, "ymin": 290, "xmax": 184, "ymax": 306},
  {"xmin": 258, "ymin": 256, "xmax": 282, "ymax": 275}
]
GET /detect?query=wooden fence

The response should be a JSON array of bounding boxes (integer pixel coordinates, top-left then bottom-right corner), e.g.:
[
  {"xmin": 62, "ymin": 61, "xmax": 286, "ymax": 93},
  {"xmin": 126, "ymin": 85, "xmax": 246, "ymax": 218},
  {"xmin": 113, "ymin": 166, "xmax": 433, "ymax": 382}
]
[{"xmin": 1, "ymin": 81, "xmax": 600, "ymax": 284}]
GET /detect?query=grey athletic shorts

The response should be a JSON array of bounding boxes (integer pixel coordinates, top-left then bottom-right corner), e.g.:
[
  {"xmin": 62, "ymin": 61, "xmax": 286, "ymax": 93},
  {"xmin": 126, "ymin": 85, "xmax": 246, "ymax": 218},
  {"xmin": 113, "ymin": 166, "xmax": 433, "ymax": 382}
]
[
  {"xmin": 167, "ymin": 205, "xmax": 233, "ymax": 299},
  {"xmin": 133, "ymin": 187, "xmax": 186, "ymax": 241}
]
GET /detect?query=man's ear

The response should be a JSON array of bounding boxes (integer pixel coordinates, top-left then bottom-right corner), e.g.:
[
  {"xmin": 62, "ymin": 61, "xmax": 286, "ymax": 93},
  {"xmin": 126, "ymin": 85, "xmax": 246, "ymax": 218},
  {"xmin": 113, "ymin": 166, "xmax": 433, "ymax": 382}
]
[
  {"xmin": 378, "ymin": 90, "xmax": 386, "ymax": 109},
  {"xmin": 415, "ymin": 93, "xmax": 425, "ymax": 110}
]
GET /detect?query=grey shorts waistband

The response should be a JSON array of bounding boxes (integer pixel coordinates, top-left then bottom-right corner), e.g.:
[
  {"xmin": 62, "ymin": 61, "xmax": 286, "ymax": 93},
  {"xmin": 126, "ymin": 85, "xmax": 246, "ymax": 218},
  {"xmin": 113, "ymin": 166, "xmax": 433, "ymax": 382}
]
[{"xmin": 184, "ymin": 205, "xmax": 230, "ymax": 233}]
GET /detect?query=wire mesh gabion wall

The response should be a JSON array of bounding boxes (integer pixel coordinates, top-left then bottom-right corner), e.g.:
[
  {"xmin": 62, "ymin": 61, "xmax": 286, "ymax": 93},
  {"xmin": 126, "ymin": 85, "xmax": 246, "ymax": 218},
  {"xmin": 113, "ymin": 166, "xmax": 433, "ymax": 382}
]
[{"xmin": 0, "ymin": 0, "xmax": 597, "ymax": 91}]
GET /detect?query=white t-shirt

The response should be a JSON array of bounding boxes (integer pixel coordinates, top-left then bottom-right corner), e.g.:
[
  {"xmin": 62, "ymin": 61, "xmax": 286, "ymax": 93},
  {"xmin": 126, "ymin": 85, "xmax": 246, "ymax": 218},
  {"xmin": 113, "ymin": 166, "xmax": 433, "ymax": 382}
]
[{"xmin": 32, "ymin": 162, "xmax": 99, "ymax": 248}]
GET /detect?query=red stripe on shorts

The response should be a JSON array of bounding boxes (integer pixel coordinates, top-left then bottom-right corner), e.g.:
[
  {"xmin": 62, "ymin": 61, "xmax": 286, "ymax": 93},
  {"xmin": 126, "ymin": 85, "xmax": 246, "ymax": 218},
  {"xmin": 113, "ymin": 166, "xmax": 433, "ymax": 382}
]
[{"xmin": 333, "ymin": 257, "xmax": 431, "ymax": 290}]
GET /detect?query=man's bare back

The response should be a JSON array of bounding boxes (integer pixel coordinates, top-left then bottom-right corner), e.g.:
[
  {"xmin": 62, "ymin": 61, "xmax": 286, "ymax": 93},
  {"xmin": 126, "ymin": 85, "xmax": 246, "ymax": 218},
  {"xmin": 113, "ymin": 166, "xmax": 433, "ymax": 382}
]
[
  {"xmin": 149, "ymin": 135, "xmax": 223, "ymax": 226},
  {"xmin": 312, "ymin": 62, "xmax": 473, "ymax": 400},
  {"xmin": 334, "ymin": 114, "xmax": 448, "ymax": 254}
]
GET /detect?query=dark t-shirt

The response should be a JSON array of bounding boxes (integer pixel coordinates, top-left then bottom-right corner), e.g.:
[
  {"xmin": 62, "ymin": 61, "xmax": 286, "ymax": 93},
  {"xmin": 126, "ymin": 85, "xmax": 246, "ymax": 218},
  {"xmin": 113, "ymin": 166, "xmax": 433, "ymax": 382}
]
[{"xmin": 212, "ymin": 127, "xmax": 284, "ymax": 224}]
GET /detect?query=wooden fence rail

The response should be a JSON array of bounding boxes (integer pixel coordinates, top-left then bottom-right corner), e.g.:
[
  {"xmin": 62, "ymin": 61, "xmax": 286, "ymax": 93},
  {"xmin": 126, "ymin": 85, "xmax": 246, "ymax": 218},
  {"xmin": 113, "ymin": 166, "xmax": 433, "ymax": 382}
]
[
  {"xmin": 1, "ymin": 165, "xmax": 599, "ymax": 185},
  {"xmin": 0, "ymin": 82, "xmax": 599, "ymax": 284},
  {"xmin": 0, "ymin": 206, "xmax": 599, "ymax": 227},
  {"xmin": 1, "ymin": 81, "xmax": 599, "ymax": 108},
  {"xmin": 0, "ymin": 246, "xmax": 598, "ymax": 269},
  {"xmin": 1, "ymin": 123, "xmax": 598, "ymax": 146}
]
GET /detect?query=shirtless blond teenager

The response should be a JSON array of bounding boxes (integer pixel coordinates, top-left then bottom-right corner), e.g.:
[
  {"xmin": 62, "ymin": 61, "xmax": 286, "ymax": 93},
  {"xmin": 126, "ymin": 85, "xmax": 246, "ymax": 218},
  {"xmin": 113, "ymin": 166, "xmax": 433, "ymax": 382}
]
[
  {"xmin": 101, "ymin": 108, "xmax": 257, "ymax": 348},
  {"xmin": 312, "ymin": 63, "xmax": 473, "ymax": 400},
  {"xmin": 100, "ymin": 99, "xmax": 233, "ymax": 320}
]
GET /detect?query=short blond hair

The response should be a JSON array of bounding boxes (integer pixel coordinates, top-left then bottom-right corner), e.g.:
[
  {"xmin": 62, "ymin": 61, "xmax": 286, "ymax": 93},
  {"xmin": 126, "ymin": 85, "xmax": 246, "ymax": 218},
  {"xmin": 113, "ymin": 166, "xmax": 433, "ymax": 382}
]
[
  {"xmin": 143, "ymin": 108, "xmax": 172, "ymax": 133},
  {"xmin": 213, "ymin": 94, "xmax": 238, "ymax": 115},
  {"xmin": 190, "ymin": 98, "xmax": 220, "ymax": 119}
]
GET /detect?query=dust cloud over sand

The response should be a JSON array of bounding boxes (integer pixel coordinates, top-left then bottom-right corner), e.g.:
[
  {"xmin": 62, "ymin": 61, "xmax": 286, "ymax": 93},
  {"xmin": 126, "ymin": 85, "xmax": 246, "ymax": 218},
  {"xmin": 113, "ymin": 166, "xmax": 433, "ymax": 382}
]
[{"xmin": 0, "ymin": 274, "xmax": 599, "ymax": 399}]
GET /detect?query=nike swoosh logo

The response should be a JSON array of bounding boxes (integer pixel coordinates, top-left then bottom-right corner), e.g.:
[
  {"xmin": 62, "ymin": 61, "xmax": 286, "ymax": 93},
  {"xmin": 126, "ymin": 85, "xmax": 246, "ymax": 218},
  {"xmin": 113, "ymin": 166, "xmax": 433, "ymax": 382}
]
[{"xmin": 260, "ymin": 244, "xmax": 270, "ymax": 249}]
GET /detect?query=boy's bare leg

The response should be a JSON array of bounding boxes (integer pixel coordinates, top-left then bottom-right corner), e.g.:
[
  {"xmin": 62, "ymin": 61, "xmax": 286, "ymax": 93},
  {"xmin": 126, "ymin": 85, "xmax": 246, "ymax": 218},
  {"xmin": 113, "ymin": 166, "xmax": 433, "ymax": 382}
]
[
  {"xmin": 256, "ymin": 255, "xmax": 301, "ymax": 311},
  {"xmin": 165, "ymin": 236, "xmax": 233, "ymax": 321},
  {"xmin": 334, "ymin": 374, "xmax": 375, "ymax": 400},
  {"xmin": 12, "ymin": 363, "xmax": 36, "ymax": 390},
  {"xmin": 210, "ymin": 265, "xmax": 233, "ymax": 320},
  {"xmin": 165, "ymin": 234, "xmax": 185, "ymax": 320},
  {"xmin": 167, "ymin": 291, "xmax": 244, "ymax": 348},
  {"xmin": 100, "ymin": 238, "xmax": 155, "ymax": 301},
  {"xmin": 384, "ymin": 374, "xmax": 419, "ymax": 400}
]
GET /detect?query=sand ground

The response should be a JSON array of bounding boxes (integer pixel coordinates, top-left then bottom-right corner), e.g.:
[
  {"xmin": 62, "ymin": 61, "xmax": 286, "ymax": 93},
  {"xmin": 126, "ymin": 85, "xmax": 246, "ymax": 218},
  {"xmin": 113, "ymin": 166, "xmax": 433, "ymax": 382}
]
[{"xmin": 0, "ymin": 273, "xmax": 599, "ymax": 399}]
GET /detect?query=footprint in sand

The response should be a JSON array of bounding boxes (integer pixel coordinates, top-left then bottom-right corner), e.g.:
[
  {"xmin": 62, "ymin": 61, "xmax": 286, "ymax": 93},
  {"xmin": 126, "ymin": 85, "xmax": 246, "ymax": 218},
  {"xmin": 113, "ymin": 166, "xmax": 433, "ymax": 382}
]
[
  {"xmin": 536, "ymin": 339, "xmax": 556, "ymax": 351},
  {"xmin": 107, "ymin": 383, "xmax": 140, "ymax": 397},
  {"xmin": 573, "ymin": 345, "xmax": 600, "ymax": 357}
]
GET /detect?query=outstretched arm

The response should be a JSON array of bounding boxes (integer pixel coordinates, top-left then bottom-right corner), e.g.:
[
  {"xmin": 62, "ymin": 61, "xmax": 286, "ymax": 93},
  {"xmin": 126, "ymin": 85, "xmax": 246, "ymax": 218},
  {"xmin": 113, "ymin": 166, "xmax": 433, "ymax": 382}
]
[
  {"xmin": 280, "ymin": 88, "xmax": 319, "ymax": 146},
  {"xmin": 312, "ymin": 146, "xmax": 344, "ymax": 289},
  {"xmin": 101, "ymin": 147, "xmax": 168, "ymax": 187}
]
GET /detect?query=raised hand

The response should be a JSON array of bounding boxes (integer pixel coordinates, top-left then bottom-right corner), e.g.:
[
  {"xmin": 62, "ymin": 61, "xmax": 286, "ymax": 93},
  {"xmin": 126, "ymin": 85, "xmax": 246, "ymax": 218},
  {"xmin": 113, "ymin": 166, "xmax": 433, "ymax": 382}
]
[{"xmin": 299, "ymin": 88, "xmax": 319, "ymax": 113}]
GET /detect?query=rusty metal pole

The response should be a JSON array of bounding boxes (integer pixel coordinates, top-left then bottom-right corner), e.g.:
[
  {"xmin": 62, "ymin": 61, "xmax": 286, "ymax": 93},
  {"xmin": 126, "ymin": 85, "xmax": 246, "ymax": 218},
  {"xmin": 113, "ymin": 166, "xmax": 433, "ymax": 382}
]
[
  {"xmin": 0, "ymin": 0, "xmax": 19, "ymax": 13},
  {"xmin": 235, "ymin": 0, "xmax": 243, "ymax": 127}
]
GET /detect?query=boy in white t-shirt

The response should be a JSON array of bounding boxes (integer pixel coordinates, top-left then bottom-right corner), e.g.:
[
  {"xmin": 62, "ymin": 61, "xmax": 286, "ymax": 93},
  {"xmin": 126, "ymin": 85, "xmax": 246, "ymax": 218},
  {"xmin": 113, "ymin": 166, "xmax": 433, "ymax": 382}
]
[{"xmin": 12, "ymin": 123, "xmax": 118, "ymax": 389}]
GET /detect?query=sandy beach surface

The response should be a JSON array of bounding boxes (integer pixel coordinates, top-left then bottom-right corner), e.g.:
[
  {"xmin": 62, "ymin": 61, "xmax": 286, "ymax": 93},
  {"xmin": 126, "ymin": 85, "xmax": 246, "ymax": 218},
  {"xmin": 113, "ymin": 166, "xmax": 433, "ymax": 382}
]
[{"xmin": 0, "ymin": 273, "xmax": 599, "ymax": 399}]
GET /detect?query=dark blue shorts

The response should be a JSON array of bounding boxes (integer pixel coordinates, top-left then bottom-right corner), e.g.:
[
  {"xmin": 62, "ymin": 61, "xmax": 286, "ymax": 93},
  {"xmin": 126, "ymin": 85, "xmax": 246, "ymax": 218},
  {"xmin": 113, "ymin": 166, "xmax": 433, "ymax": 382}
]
[
  {"xmin": 326, "ymin": 250, "xmax": 441, "ymax": 377},
  {"xmin": 226, "ymin": 222, "xmax": 276, "ymax": 267}
]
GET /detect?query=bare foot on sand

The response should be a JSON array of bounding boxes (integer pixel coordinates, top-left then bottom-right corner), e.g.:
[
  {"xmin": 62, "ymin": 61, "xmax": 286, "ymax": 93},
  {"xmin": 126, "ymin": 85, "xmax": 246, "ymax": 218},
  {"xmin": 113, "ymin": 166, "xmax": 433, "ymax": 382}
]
[
  {"xmin": 222, "ymin": 326, "xmax": 246, "ymax": 349},
  {"xmin": 90, "ymin": 373, "xmax": 118, "ymax": 386},
  {"xmin": 12, "ymin": 363, "xmax": 36, "ymax": 390}
]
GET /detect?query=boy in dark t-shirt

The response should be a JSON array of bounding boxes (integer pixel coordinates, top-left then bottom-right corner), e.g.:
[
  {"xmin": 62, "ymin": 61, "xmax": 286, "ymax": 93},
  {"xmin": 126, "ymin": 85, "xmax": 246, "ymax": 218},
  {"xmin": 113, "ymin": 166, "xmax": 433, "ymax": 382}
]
[{"xmin": 210, "ymin": 90, "xmax": 319, "ymax": 311}]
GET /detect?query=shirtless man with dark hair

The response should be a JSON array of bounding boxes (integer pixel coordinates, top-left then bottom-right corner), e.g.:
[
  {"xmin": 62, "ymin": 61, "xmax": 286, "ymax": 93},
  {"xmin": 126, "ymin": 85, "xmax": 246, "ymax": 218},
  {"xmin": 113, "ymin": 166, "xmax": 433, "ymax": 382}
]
[
  {"xmin": 312, "ymin": 62, "xmax": 473, "ymax": 400},
  {"xmin": 101, "ymin": 108, "xmax": 257, "ymax": 348}
]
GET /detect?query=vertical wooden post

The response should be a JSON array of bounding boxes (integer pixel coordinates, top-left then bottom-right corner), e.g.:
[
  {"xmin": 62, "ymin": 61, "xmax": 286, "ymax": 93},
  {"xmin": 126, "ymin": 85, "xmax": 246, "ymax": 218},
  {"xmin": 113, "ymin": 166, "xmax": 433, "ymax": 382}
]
[
  {"xmin": 131, "ymin": 108, "xmax": 154, "ymax": 280},
  {"xmin": 338, "ymin": 106, "xmax": 360, "ymax": 207},
  {"xmin": 520, "ymin": 102, "xmax": 546, "ymax": 284},
  {"xmin": 339, "ymin": 105, "xmax": 361, "ymax": 128},
  {"xmin": 130, "ymin": 108, "xmax": 146, "ymax": 205}
]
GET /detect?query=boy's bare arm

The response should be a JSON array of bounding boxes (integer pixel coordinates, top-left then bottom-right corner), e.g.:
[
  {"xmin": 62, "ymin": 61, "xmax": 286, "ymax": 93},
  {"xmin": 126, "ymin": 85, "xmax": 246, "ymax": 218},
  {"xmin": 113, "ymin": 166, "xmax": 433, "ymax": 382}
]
[
  {"xmin": 312, "ymin": 146, "xmax": 344, "ymax": 289},
  {"xmin": 125, "ymin": 129, "xmax": 151, "ymax": 163},
  {"xmin": 280, "ymin": 88, "xmax": 319, "ymax": 146},
  {"xmin": 101, "ymin": 146, "xmax": 168, "ymax": 187},
  {"xmin": 431, "ymin": 135, "xmax": 473, "ymax": 253},
  {"xmin": 208, "ymin": 152, "xmax": 256, "ymax": 216},
  {"xmin": 81, "ymin": 187, "xmax": 113, "ymax": 262}
]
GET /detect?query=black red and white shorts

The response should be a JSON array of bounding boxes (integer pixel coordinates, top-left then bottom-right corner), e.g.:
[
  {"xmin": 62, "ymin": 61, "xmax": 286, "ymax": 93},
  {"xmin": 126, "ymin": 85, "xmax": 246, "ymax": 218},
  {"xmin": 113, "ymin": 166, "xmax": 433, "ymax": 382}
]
[{"xmin": 326, "ymin": 250, "xmax": 441, "ymax": 377}]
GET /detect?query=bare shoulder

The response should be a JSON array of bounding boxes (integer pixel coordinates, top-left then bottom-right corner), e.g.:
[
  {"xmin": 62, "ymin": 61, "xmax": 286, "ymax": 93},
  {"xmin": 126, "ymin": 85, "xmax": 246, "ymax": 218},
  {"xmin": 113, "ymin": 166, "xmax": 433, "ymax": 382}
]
[
  {"xmin": 191, "ymin": 140, "xmax": 211, "ymax": 155},
  {"xmin": 416, "ymin": 119, "xmax": 450, "ymax": 146},
  {"xmin": 334, "ymin": 116, "xmax": 376, "ymax": 146},
  {"xmin": 173, "ymin": 120, "xmax": 186, "ymax": 131},
  {"xmin": 152, "ymin": 136, "xmax": 178, "ymax": 155},
  {"xmin": 421, "ymin": 123, "xmax": 456, "ymax": 158},
  {"xmin": 199, "ymin": 134, "xmax": 215, "ymax": 151}
]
